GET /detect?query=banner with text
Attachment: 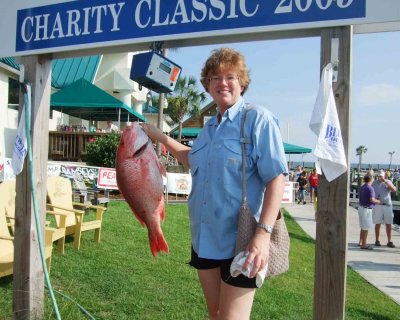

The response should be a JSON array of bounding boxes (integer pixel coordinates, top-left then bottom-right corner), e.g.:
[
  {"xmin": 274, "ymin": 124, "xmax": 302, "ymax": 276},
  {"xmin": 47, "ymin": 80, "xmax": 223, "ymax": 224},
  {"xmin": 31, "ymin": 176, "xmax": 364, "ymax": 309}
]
[{"xmin": 15, "ymin": 0, "xmax": 366, "ymax": 53}]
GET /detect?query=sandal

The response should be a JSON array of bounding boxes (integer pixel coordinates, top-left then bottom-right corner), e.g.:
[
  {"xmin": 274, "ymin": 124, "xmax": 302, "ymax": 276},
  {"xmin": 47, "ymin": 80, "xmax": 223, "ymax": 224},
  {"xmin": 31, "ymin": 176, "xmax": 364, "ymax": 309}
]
[
  {"xmin": 387, "ymin": 242, "xmax": 395, "ymax": 248},
  {"xmin": 360, "ymin": 245, "xmax": 373, "ymax": 250}
]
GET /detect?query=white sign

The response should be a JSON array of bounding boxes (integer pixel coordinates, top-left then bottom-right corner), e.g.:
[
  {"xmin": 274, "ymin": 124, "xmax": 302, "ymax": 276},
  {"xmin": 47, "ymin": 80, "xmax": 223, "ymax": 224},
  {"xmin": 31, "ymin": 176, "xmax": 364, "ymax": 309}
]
[
  {"xmin": 97, "ymin": 167, "xmax": 118, "ymax": 190},
  {"xmin": 1, "ymin": 0, "xmax": 399, "ymax": 58},
  {"xmin": 166, "ymin": 172, "xmax": 192, "ymax": 195},
  {"xmin": 47, "ymin": 163, "xmax": 61, "ymax": 176},
  {"xmin": 0, "ymin": 158, "xmax": 4, "ymax": 181},
  {"xmin": 0, "ymin": 158, "xmax": 16, "ymax": 182},
  {"xmin": 281, "ymin": 182, "xmax": 294, "ymax": 204}
]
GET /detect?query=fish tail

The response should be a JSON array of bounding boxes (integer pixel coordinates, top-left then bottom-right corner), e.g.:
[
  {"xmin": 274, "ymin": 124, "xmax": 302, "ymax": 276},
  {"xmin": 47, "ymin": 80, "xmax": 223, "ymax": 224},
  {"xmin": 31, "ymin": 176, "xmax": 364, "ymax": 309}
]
[{"xmin": 149, "ymin": 231, "xmax": 169, "ymax": 257}]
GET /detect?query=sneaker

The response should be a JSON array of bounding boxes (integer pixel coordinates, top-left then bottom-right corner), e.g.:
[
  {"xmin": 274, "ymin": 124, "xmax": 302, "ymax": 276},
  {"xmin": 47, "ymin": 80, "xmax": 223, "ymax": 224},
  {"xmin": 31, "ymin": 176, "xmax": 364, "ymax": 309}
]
[
  {"xmin": 297, "ymin": 201, "xmax": 301, "ymax": 204},
  {"xmin": 375, "ymin": 241, "xmax": 381, "ymax": 246},
  {"xmin": 303, "ymin": 201, "xmax": 306, "ymax": 205},
  {"xmin": 387, "ymin": 242, "xmax": 395, "ymax": 248}
]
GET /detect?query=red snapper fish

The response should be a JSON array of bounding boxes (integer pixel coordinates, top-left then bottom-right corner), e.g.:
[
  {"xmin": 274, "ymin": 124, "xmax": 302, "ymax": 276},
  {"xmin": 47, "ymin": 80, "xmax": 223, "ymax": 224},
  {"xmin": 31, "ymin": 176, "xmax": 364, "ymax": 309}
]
[{"xmin": 116, "ymin": 122, "xmax": 169, "ymax": 257}]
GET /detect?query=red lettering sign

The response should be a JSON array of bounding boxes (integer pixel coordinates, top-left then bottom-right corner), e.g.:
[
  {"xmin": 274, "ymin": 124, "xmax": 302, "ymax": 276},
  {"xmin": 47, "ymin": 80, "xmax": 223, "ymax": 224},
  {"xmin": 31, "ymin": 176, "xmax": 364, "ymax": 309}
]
[{"xmin": 97, "ymin": 168, "xmax": 118, "ymax": 190}]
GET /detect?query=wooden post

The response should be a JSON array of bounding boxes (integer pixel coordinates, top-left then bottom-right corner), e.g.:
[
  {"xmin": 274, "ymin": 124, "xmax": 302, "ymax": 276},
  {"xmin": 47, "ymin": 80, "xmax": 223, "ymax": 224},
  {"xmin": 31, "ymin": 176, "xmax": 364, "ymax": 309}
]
[
  {"xmin": 313, "ymin": 27, "xmax": 352, "ymax": 320},
  {"xmin": 13, "ymin": 55, "xmax": 52, "ymax": 319}
]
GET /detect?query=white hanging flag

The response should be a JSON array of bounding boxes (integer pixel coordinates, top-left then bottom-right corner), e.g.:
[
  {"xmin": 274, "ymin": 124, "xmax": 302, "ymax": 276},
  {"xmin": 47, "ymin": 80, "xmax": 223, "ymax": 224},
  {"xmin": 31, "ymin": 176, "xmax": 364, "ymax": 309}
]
[
  {"xmin": 309, "ymin": 63, "xmax": 347, "ymax": 182},
  {"xmin": 11, "ymin": 85, "xmax": 30, "ymax": 175}
]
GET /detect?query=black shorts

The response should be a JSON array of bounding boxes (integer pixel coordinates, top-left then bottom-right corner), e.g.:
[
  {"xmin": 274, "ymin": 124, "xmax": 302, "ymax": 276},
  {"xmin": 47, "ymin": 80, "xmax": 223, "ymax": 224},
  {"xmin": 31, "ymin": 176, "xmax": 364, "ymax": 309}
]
[{"xmin": 188, "ymin": 247, "xmax": 257, "ymax": 289}]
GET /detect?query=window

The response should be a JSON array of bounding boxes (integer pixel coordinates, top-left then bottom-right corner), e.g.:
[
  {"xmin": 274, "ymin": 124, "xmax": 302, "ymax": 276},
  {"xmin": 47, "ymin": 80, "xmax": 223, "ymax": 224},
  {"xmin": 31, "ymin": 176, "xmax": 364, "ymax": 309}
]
[{"xmin": 8, "ymin": 77, "xmax": 19, "ymax": 110}]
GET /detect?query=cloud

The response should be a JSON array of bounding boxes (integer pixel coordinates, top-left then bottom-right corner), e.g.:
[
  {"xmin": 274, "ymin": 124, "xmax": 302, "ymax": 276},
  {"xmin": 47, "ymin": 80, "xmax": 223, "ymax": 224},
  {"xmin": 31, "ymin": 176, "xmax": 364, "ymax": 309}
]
[{"xmin": 354, "ymin": 83, "xmax": 400, "ymax": 107}]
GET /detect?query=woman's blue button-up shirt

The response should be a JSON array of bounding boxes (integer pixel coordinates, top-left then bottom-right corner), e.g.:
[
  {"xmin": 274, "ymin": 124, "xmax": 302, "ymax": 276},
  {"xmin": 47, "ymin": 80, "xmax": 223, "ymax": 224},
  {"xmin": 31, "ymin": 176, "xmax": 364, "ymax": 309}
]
[{"xmin": 187, "ymin": 97, "xmax": 288, "ymax": 260}]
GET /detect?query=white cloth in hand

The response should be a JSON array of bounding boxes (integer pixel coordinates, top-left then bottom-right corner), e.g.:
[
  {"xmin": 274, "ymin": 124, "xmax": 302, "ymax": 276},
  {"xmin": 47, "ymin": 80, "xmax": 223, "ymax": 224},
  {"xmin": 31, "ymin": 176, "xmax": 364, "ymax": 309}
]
[{"xmin": 230, "ymin": 251, "xmax": 268, "ymax": 288}]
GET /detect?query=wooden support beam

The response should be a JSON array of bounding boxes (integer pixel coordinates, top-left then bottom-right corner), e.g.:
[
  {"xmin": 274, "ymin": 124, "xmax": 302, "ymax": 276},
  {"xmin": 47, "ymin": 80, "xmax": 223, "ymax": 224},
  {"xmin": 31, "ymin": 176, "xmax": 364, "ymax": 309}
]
[
  {"xmin": 313, "ymin": 26, "xmax": 352, "ymax": 320},
  {"xmin": 13, "ymin": 55, "xmax": 52, "ymax": 319}
]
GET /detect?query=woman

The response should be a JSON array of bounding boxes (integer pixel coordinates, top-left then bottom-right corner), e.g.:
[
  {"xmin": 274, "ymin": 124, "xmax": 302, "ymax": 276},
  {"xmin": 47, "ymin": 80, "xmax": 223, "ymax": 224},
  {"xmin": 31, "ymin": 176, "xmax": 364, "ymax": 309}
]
[{"xmin": 142, "ymin": 48, "xmax": 288, "ymax": 319}]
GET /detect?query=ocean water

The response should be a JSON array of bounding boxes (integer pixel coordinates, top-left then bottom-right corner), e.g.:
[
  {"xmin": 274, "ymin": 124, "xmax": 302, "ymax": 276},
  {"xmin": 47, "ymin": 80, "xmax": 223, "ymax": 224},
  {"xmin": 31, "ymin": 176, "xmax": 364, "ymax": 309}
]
[{"xmin": 289, "ymin": 161, "xmax": 399, "ymax": 171}]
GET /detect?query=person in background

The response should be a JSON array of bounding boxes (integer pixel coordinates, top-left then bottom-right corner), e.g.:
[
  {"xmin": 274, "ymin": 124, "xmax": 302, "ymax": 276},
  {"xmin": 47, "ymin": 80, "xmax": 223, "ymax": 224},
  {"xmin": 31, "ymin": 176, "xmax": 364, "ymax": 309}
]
[
  {"xmin": 141, "ymin": 47, "xmax": 288, "ymax": 319},
  {"xmin": 293, "ymin": 165, "xmax": 304, "ymax": 181},
  {"xmin": 372, "ymin": 171, "xmax": 397, "ymax": 248},
  {"xmin": 106, "ymin": 120, "xmax": 119, "ymax": 133},
  {"xmin": 358, "ymin": 174, "xmax": 380, "ymax": 250},
  {"xmin": 392, "ymin": 169, "xmax": 399, "ymax": 183},
  {"xmin": 308, "ymin": 168, "xmax": 318, "ymax": 204},
  {"xmin": 293, "ymin": 165, "xmax": 304, "ymax": 202},
  {"xmin": 297, "ymin": 171, "xmax": 308, "ymax": 205}
]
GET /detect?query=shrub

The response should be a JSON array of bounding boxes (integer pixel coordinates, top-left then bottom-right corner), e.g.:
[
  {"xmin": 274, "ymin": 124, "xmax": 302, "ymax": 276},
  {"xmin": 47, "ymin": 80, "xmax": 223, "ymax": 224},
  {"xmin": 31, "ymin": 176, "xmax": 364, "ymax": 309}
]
[{"xmin": 85, "ymin": 133, "xmax": 120, "ymax": 168}]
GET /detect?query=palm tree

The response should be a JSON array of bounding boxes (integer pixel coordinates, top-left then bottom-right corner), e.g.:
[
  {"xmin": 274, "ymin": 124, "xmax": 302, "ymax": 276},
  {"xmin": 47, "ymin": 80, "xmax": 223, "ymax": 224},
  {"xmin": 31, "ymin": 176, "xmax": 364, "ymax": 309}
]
[
  {"xmin": 356, "ymin": 145, "xmax": 368, "ymax": 193},
  {"xmin": 356, "ymin": 145, "xmax": 368, "ymax": 172},
  {"xmin": 165, "ymin": 76, "xmax": 207, "ymax": 142}
]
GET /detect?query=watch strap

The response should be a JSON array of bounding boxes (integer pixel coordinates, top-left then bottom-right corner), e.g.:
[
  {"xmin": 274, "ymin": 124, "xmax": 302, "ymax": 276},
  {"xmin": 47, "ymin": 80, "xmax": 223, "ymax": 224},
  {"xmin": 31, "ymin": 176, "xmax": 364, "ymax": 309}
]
[{"xmin": 256, "ymin": 223, "xmax": 273, "ymax": 234}]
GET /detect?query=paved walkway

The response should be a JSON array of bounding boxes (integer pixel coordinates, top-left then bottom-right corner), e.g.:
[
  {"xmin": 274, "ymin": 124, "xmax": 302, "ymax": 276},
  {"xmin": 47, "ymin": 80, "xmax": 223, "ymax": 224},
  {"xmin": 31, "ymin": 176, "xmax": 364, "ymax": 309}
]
[{"xmin": 282, "ymin": 202, "xmax": 400, "ymax": 305}]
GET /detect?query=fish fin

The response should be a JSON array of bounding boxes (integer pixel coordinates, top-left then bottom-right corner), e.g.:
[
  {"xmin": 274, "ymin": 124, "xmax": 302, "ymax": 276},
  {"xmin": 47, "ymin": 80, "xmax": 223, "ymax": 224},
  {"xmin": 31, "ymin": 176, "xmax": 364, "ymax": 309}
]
[
  {"xmin": 149, "ymin": 230, "xmax": 169, "ymax": 257},
  {"xmin": 160, "ymin": 200, "xmax": 165, "ymax": 221}
]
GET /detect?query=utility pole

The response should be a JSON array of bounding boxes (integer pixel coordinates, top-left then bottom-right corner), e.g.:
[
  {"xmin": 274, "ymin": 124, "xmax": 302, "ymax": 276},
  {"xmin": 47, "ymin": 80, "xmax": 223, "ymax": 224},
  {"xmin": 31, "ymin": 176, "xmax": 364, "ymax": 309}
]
[{"xmin": 389, "ymin": 151, "xmax": 395, "ymax": 170}]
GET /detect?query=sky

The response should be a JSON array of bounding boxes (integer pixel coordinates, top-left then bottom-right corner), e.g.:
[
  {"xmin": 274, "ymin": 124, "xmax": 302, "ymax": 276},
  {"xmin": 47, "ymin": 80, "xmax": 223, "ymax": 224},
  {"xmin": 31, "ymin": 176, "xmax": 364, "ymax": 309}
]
[{"xmin": 167, "ymin": 31, "xmax": 400, "ymax": 167}]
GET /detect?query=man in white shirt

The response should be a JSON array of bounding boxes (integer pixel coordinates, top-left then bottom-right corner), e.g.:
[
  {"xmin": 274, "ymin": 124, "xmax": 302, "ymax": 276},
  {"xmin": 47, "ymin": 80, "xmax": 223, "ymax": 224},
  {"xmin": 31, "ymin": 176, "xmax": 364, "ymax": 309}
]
[
  {"xmin": 372, "ymin": 171, "xmax": 397, "ymax": 248},
  {"xmin": 106, "ymin": 120, "xmax": 119, "ymax": 133}
]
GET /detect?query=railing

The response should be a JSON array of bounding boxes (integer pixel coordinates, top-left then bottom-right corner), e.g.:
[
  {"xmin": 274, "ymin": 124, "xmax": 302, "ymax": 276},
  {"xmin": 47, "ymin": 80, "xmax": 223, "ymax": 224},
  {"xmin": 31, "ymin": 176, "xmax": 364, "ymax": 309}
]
[{"xmin": 48, "ymin": 131, "xmax": 107, "ymax": 162}]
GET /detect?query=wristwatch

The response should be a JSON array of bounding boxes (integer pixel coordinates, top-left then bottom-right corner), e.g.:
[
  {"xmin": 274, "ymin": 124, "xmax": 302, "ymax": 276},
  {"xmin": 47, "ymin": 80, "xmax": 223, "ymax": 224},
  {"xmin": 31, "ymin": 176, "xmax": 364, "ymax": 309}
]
[{"xmin": 256, "ymin": 223, "xmax": 273, "ymax": 234}]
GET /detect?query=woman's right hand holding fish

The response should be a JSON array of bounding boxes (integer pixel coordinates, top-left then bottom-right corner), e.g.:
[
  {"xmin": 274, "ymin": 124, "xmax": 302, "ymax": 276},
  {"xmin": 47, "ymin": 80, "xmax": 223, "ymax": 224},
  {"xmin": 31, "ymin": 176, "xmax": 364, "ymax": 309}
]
[
  {"xmin": 141, "ymin": 122, "xmax": 191, "ymax": 168},
  {"xmin": 140, "ymin": 123, "xmax": 165, "ymax": 143}
]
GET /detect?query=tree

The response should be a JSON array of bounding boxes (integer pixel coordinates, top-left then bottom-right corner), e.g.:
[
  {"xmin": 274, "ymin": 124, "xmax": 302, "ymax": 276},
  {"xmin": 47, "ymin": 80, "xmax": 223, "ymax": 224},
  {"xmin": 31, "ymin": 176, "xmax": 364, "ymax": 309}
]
[
  {"xmin": 356, "ymin": 145, "xmax": 368, "ymax": 193},
  {"xmin": 86, "ymin": 133, "xmax": 120, "ymax": 168},
  {"xmin": 165, "ymin": 76, "xmax": 207, "ymax": 142},
  {"xmin": 356, "ymin": 145, "xmax": 368, "ymax": 172}
]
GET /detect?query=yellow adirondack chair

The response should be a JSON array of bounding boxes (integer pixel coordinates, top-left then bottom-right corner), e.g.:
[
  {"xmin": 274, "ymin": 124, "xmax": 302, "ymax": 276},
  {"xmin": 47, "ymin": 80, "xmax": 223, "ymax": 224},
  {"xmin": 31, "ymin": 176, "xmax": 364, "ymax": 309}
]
[
  {"xmin": 46, "ymin": 176, "xmax": 105, "ymax": 250},
  {"xmin": 0, "ymin": 201, "xmax": 53, "ymax": 278},
  {"xmin": 0, "ymin": 204, "xmax": 14, "ymax": 278},
  {"xmin": 0, "ymin": 180, "xmax": 68, "ymax": 254}
]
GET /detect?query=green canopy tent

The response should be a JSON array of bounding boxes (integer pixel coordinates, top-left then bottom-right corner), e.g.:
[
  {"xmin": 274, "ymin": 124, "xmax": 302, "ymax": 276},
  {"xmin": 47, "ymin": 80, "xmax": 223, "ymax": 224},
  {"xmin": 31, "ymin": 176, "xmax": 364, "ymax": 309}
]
[
  {"xmin": 50, "ymin": 78, "xmax": 146, "ymax": 122},
  {"xmin": 283, "ymin": 142, "xmax": 312, "ymax": 154},
  {"xmin": 170, "ymin": 127, "xmax": 202, "ymax": 139},
  {"xmin": 171, "ymin": 127, "xmax": 312, "ymax": 154}
]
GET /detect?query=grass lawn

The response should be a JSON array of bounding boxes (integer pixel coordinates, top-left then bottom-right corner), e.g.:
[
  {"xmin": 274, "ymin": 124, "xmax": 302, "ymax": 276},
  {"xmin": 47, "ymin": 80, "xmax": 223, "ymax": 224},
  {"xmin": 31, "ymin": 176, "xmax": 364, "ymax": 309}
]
[{"xmin": 1, "ymin": 201, "xmax": 399, "ymax": 319}]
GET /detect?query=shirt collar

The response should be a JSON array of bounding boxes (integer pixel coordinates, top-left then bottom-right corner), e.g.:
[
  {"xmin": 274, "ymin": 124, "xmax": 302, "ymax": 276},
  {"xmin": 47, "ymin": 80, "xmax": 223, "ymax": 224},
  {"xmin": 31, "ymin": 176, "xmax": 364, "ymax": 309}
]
[{"xmin": 207, "ymin": 97, "xmax": 245, "ymax": 126}]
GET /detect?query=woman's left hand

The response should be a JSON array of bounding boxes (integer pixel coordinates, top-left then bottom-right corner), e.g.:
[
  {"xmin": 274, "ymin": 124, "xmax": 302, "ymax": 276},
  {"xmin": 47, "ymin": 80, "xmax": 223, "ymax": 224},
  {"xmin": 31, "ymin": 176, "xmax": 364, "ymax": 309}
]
[{"xmin": 242, "ymin": 230, "xmax": 271, "ymax": 278}]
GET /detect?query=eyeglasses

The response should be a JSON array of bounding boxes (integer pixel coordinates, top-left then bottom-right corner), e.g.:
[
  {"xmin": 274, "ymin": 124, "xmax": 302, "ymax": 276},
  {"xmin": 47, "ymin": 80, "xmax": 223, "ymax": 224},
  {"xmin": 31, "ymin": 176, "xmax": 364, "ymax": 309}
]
[{"xmin": 208, "ymin": 75, "xmax": 239, "ymax": 84}]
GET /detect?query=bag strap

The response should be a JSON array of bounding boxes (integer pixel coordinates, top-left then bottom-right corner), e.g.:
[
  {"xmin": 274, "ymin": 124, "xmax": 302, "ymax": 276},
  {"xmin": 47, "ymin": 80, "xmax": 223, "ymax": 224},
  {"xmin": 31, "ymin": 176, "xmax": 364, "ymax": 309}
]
[
  {"xmin": 240, "ymin": 109, "xmax": 248, "ymax": 205},
  {"xmin": 240, "ymin": 107, "xmax": 284, "ymax": 222}
]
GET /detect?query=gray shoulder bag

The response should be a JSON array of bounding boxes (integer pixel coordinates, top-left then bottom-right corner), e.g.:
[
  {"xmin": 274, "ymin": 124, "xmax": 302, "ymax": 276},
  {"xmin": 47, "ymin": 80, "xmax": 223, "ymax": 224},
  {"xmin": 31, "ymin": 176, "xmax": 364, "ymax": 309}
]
[{"xmin": 234, "ymin": 108, "xmax": 290, "ymax": 278}]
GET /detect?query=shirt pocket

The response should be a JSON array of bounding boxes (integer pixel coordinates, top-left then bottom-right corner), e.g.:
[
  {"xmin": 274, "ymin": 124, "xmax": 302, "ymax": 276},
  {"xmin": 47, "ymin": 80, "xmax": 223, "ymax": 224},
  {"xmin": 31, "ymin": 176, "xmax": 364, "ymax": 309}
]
[
  {"xmin": 189, "ymin": 140, "xmax": 207, "ymax": 171},
  {"xmin": 223, "ymin": 138, "xmax": 253, "ymax": 181}
]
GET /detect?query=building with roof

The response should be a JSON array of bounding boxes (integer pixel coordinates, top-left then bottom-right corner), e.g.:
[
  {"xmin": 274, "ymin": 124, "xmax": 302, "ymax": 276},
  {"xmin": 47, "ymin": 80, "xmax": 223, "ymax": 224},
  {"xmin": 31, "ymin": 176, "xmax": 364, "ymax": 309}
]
[{"xmin": 0, "ymin": 53, "xmax": 171, "ymax": 159}]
